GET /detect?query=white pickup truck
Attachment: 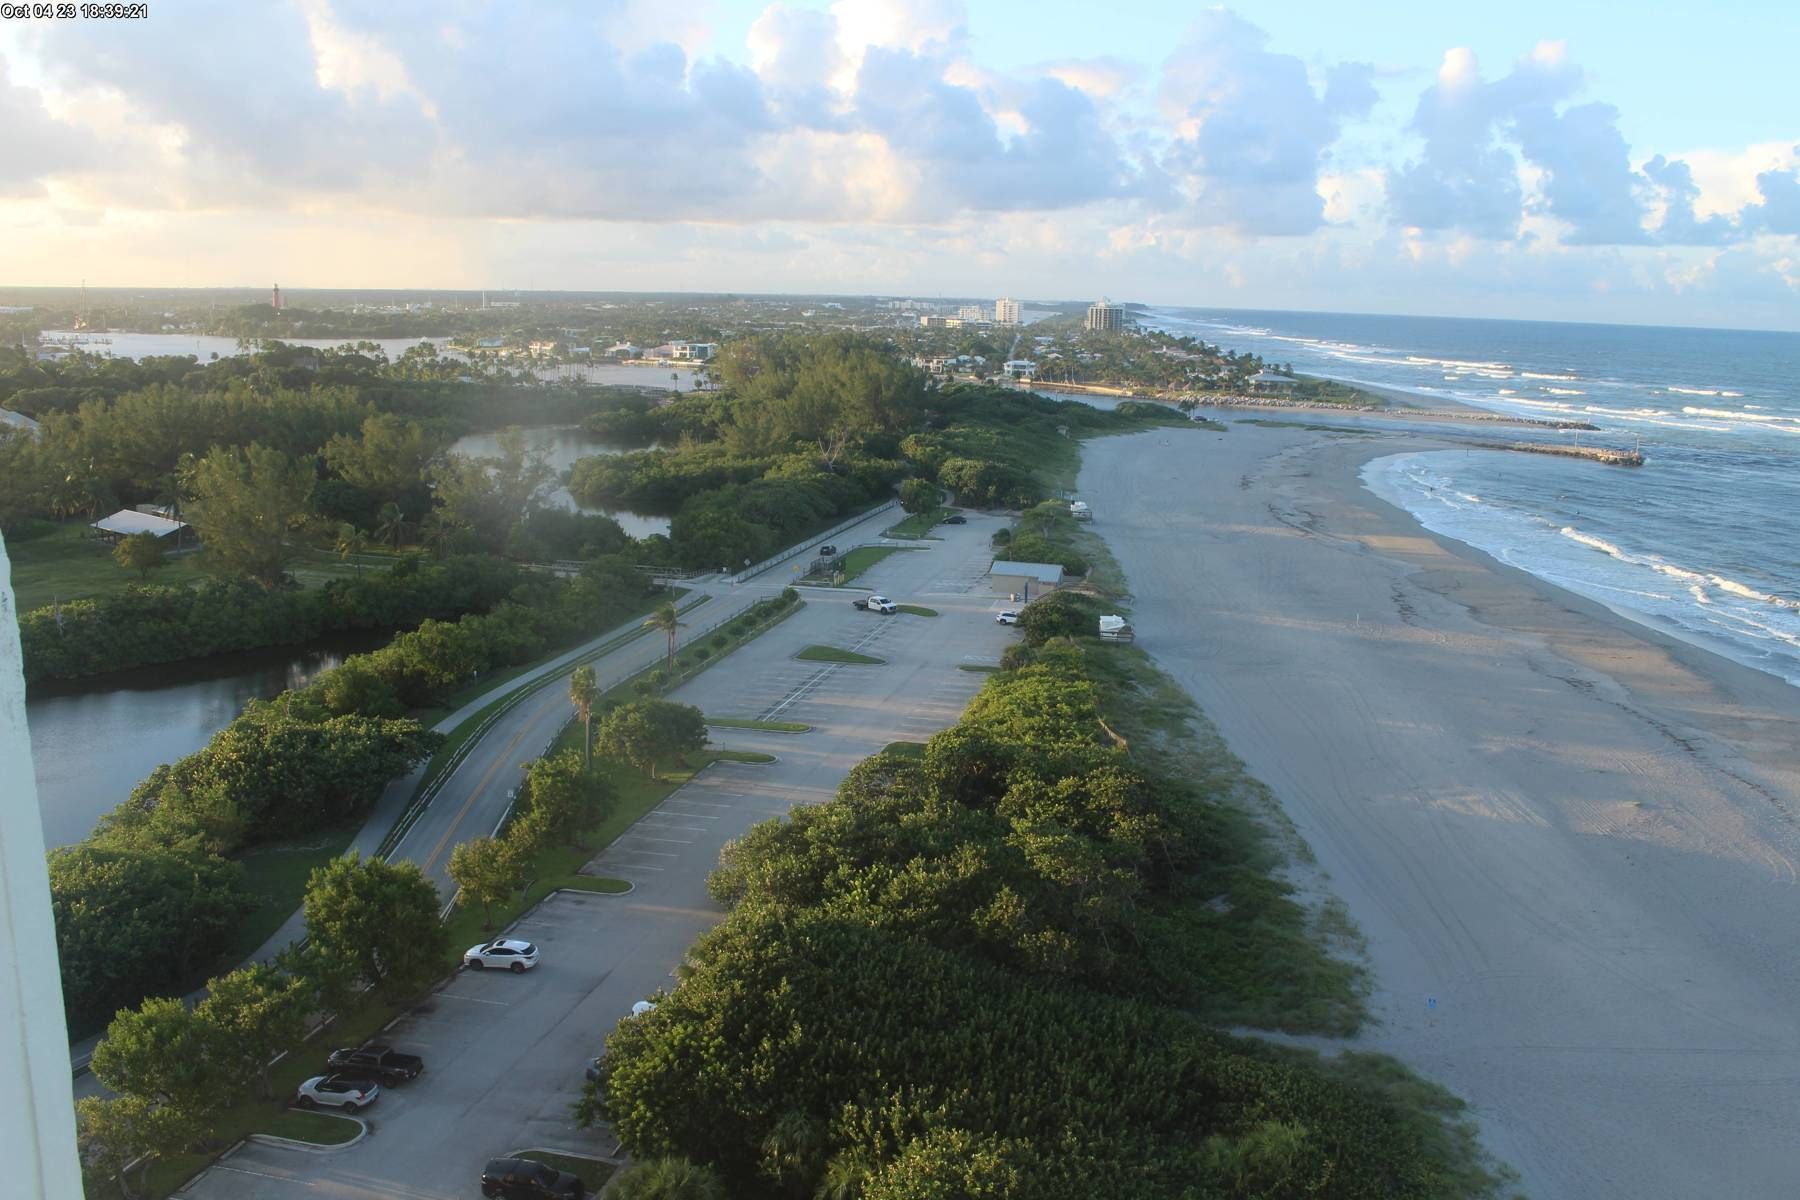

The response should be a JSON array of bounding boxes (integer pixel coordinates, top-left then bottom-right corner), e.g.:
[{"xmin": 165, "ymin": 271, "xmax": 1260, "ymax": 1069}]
[{"xmin": 852, "ymin": 594, "xmax": 899, "ymax": 614}]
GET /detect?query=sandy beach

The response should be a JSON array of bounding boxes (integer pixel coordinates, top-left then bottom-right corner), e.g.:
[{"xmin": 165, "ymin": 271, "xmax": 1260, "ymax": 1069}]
[{"xmin": 1081, "ymin": 421, "xmax": 1800, "ymax": 1198}]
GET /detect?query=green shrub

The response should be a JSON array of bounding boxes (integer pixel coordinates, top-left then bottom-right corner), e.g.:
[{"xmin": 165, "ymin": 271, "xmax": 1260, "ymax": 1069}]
[
  {"xmin": 694, "ymin": 647, "xmax": 712, "ymax": 662},
  {"xmin": 998, "ymin": 643, "xmax": 1036, "ymax": 671}
]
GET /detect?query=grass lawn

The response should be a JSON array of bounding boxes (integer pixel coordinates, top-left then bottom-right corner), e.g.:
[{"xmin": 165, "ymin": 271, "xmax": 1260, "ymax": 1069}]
[
  {"xmin": 713, "ymin": 749, "xmax": 776, "ymax": 764},
  {"xmin": 883, "ymin": 507, "xmax": 949, "ymax": 538},
  {"xmin": 519, "ymin": 1150, "xmax": 617, "ymax": 1192},
  {"xmin": 557, "ymin": 875, "xmax": 633, "ymax": 895},
  {"xmin": 250, "ymin": 1108, "xmax": 362, "ymax": 1145},
  {"xmin": 4, "ymin": 522, "xmax": 395, "ymax": 613},
  {"xmin": 896, "ymin": 604, "xmax": 938, "ymax": 617},
  {"xmin": 5, "ymin": 522, "xmax": 215, "ymax": 612},
  {"xmin": 880, "ymin": 741, "xmax": 927, "ymax": 759},
  {"xmin": 958, "ymin": 663, "xmax": 1000, "ymax": 673},
  {"xmin": 705, "ymin": 716, "xmax": 810, "ymax": 733},
  {"xmin": 839, "ymin": 544, "xmax": 904, "ymax": 581},
  {"xmin": 796, "ymin": 644, "xmax": 884, "ymax": 665},
  {"xmin": 222, "ymin": 827, "xmax": 358, "ymax": 963}
]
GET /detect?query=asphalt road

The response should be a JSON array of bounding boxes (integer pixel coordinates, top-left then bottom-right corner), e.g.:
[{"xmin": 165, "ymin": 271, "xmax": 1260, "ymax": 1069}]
[{"xmin": 175, "ymin": 512, "xmax": 1016, "ymax": 1199}]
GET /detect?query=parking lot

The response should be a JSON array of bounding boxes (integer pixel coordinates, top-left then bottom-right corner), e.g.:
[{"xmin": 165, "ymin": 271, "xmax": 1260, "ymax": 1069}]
[{"xmin": 176, "ymin": 515, "xmax": 1017, "ymax": 1198}]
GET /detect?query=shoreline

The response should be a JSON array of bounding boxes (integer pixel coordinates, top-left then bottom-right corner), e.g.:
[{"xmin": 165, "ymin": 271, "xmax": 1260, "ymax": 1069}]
[{"xmin": 1080, "ymin": 423, "xmax": 1800, "ymax": 1198}]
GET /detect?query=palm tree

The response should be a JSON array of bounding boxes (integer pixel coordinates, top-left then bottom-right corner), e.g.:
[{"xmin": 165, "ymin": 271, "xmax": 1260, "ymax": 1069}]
[
  {"xmin": 374, "ymin": 501, "xmax": 407, "ymax": 550},
  {"xmin": 335, "ymin": 523, "xmax": 367, "ymax": 574},
  {"xmin": 419, "ymin": 511, "xmax": 454, "ymax": 559},
  {"xmin": 569, "ymin": 665, "xmax": 599, "ymax": 766},
  {"xmin": 609, "ymin": 1157, "xmax": 726, "ymax": 1200},
  {"xmin": 645, "ymin": 602, "xmax": 684, "ymax": 671}
]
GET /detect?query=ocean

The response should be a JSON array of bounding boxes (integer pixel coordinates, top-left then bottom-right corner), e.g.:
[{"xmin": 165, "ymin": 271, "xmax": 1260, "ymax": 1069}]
[{"xmin": 1149, "ymin": 307, "xmax": 1800, "ymax": 690}]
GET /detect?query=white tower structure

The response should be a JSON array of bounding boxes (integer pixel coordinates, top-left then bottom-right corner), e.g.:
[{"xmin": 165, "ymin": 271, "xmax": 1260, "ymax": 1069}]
[{"xmin": 0, "ymin": 536, "xmax": 84, "ymax": 1197}]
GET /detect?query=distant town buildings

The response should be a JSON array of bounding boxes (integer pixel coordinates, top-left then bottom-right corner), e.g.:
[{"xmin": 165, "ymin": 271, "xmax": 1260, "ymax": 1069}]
[
  {"xmin": 956, "ymin": 304, "xmax": 986, "ymax": 322},
  {"xmin": 1002, "ymin": 359, "xmax": 1036, "ymax": 381},
  {"xmin": 995, "ymin": 298, "xmax": 1021, "ymax": 325},
  {"xmin": 1249, "ymin": 370, "xmax": 1299, "ymax": 391},
  {"xmin": 1085, "ymin": 301, "xmax": 1125, "ymax": 332},
  {"xmin": 919, "ymin": 314, "xmax": 965, "ymax": 329}
]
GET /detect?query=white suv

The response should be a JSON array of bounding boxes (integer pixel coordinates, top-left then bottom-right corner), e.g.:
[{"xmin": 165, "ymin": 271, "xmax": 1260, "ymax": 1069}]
[
  {"xmin": 296, "ymin": 1073, "xmax": 380, "ymax": 1111},
  {"xmin": 465, "ymin": 937, "xmax": 540, "ymax": 973}
]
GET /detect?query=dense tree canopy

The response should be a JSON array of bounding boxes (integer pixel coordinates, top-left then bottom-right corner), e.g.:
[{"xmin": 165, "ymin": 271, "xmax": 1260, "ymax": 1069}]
[
  {"xmin": 588, "ymin": 642, "xmax": 1477, "ymax": 1200},
  {"xmin": 49, "ymin": 842, "xmax": 251, "ymax": 1031},
  {"xmin": 185, "ymin": 442, "xmax": 317, "ymax": 587},
  {"xmin": 302, "ymin": 853, "xmax": 448, "ymax": 998}
]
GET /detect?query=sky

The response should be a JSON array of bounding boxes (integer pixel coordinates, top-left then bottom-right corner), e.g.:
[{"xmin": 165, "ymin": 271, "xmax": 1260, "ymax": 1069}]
[{"xmin": 1, "ymin": 0, "xmax": 1797, "ymax": 329}]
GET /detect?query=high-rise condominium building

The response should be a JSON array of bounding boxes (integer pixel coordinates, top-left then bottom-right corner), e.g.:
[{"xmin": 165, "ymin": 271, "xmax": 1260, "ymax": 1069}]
[
  {"xmin": 1085, "ymin": 301, "xmax": 1125, "ymax": 332},
  {"xmin": 995, "ymin": 298, "xmax": 1021, "ymax": 325}
]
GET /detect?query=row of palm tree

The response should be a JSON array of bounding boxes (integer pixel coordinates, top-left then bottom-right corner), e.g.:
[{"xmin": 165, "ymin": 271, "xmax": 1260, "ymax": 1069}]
[{"xmin": 567, "ymin": 601, "xmax": 684, "ymax": 764}]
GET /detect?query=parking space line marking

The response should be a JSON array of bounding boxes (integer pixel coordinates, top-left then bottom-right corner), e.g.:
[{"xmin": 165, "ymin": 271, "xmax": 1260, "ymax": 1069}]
[
  {"xmin": 630, "ymin": 835, "xmax": 696, "ymax": 845},
  {"xmin": 439, "ymin": 991, "xmax": 511, "ymax": 1006},
  {"xmin": 212, "ymin": 1163, "xmax": 304, "ymax": 1183}
]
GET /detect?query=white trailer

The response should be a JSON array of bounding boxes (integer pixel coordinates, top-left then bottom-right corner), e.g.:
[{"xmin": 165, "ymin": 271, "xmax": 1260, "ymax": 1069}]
[{"xmin": 1097, "ymin": 614, "xmax": 1134, "ymax": 642}]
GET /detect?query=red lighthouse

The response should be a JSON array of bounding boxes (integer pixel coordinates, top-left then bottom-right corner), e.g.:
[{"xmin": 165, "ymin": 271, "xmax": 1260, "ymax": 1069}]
[{"xmin": 272, "ymin": 284, "xmax": 283, "ymax": 311}]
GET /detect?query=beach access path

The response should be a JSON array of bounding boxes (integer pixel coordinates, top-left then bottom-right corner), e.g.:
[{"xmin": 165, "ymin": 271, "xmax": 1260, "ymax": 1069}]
[{"xmin": 1081, "ymin": 421, "xmax": 1800, "ymax": 1199}]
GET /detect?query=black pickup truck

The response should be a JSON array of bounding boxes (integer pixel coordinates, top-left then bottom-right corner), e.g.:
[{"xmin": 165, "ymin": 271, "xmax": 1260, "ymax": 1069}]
[{"xmin": 325, "ymin": 1043, "xmax": 424, "ymax": 1085}]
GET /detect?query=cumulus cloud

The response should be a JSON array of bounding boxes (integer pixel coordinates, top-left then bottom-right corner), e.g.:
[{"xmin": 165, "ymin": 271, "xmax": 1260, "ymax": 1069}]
[
  {"xmin": 1156, "ymin": 10, "xmax": 1376, "ymax": 235},
  {"xmin": 1742, "ymin": 156, "xmax": 1800, "ymax": 235},
  {"xmin": 1642, "ymin": 155, "xmax": 1735, "ymax": 245},
  {"xmin": 25, "ymin": 0, "xmax": 433, "ymax": 193},
  {"xmin": 1389, "ymin": 45, "xmax": 1570, "ymax": 238},
  {"xmin": 1387, "ymin": 42, "xmax": 1771, "ymax": 248},
  {"xmin": 0, "ymin": 54, "xmax": 94, "ymax": 195}
]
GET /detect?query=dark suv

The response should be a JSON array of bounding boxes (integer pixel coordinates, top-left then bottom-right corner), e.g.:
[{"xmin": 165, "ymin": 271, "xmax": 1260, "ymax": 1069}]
[{"xmin": 481, "ymin": 1157, "xmax": 584, "ymax": 1199}]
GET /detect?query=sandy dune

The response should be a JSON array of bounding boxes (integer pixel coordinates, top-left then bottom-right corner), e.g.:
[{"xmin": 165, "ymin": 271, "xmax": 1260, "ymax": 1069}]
[{"xmin": 1081, "ymin": 424, "xmax": 1800, "ymax": 1199}]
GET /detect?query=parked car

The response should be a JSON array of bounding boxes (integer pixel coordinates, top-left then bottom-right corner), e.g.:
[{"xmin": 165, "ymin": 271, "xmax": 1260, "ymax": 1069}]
[
  {"xmin": 480, "ymin": 1156, "xmax": 584, "ymax": 1199},
  {"xmin": 818, "ymin": 544, "xmax": 838, "ymax": 556},
  {"xmin": 325, "ymin": 1042, "xmax": 423, "ymax": 1085},
  {"xmin": 296, "ymin": 1073, "xmax": 380, "ymax": 1111},
  {"xmin": 996, "ymin": 610, "xmax": 1019, "ymax": 625},
  {"xmin": 465, "ymin": 937, "xmax": 540, "ymax": 972},
  {"xmin": 865, "ymin": 594, "xmax": 899, "ymax": 613},
  {"xmin": 584, "ymin": 1055, "xmax": 603, "ymax": 1083},
  {"xmin": 942, "ymin": 514, "xmax": 967, "ymax": 524}
]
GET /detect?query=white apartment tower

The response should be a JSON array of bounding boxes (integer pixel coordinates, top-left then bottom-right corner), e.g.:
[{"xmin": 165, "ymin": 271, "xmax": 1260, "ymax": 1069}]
[
  {"xmin": 1085, "ymin": 300, "xmax": 1125, "ymax": 332},
  {"xmin": 995, "ymin": 298, "xmax": 1021, "ymax": 325}
]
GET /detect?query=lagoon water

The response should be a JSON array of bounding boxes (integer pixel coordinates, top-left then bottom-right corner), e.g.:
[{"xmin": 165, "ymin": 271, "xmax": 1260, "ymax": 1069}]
[
  {"xmin": 27, "ymin": 639, "xmax": 376, "ymax": 849},
  {"xmin": 446, "ymin": 426, "xmax": 672, "ymax": 540},
  {"xmin": 37, "ymin": 330, "xmax": 703, "ymax": 393},
  {"xmin": 1152, "ymin": 308, "xmax": 1800, "ymax": 689}
]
